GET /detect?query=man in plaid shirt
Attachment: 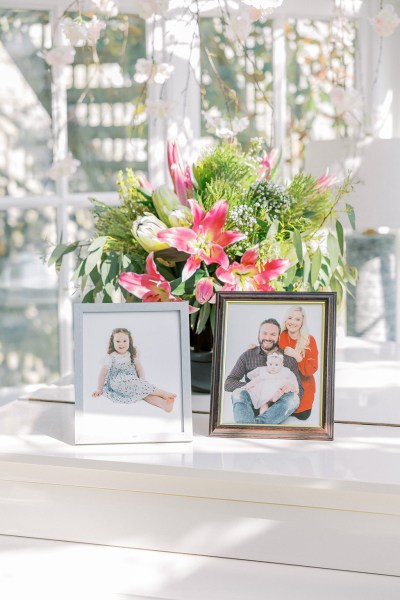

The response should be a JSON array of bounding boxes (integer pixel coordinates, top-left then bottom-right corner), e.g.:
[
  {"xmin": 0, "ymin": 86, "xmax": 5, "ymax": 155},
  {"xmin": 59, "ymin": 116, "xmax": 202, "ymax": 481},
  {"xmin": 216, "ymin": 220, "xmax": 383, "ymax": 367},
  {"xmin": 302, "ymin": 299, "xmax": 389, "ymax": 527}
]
[{"xmin": 225, "ymin": 318, "xmax": 303, "ymax": 424}]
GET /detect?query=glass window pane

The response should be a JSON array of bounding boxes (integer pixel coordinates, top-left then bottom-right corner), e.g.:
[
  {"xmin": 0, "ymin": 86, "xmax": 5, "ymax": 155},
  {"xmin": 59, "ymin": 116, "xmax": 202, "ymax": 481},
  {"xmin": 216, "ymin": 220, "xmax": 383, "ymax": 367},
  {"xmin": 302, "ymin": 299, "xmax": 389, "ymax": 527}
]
[
  {"xmin": 67, "ymin": 13, "xmax": 147, "ymax": 193},
  {"xmin": 0, "ymin": 207, "xmax": 59, "ymax": 385},
  {"xmin": 286, "ymin": 18, "xmax": 356, "ymax": 172},
  {"xmin": 199, "ymin": 16, "xmax": 273, "ymax": 147},
  {"xmin": 0, "ymin": 10, "xmax": 53, "ymax": 198}
]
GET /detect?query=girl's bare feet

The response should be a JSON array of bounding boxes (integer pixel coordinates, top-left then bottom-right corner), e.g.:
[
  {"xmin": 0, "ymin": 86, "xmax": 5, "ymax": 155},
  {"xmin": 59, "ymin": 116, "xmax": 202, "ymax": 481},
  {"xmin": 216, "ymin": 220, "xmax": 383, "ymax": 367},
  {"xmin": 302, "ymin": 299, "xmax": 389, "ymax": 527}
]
[{"xmin": 164, "ymin": 396, "xmax": 175, "ymax": 413}]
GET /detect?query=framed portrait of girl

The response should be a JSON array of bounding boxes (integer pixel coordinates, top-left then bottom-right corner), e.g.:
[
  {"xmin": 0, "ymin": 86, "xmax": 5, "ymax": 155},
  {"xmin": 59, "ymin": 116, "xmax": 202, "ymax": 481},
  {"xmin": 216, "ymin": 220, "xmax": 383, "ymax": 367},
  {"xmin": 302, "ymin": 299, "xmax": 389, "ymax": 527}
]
[{"xmin": 74, "ymin": 302, "xmax": 192, "ymax": 444}]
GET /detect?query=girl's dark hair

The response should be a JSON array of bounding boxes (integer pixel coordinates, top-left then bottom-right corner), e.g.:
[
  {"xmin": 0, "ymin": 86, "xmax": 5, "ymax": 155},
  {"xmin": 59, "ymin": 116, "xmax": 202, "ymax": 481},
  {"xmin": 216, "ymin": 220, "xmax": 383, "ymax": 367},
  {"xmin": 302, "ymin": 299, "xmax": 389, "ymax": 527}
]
[{"xmin": 107, "ymin": 328, "xmax": 136, "ymax": 363}]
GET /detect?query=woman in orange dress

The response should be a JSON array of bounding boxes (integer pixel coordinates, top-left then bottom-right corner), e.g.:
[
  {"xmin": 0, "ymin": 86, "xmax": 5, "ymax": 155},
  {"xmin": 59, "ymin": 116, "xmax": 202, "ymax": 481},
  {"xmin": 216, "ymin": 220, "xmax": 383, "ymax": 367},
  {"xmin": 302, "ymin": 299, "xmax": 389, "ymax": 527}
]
[{"xmin": 279, "ymin": 306, "xmax": 318, "ymax": 421}]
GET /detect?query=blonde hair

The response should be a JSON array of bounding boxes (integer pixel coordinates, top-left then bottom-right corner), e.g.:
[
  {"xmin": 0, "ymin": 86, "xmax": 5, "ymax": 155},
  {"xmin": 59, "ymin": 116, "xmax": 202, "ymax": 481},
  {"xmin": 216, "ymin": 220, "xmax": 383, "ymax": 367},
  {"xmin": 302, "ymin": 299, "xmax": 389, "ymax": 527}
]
[
  {"xmin": 107, "ymin": 328, "xmax": 136, "ymax": 364},
  {"xmin": 281, "ymin": 306, "xmax": 310, "ymax": 357}
]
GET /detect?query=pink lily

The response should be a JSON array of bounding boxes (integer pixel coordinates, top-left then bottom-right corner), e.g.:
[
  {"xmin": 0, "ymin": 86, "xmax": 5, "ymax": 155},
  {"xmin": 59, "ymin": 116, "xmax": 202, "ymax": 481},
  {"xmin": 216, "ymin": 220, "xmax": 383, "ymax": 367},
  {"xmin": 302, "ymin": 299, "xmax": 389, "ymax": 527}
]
[
  {"xmin": 259, "ymin": 148, "xmax": 279, "ymax": 179},
  {"xmin": 138, "ymin": 175, "xmax": 154, "ymax": 192},
  {"xmin": 195, "ymin": 277, "xmax": 215, "ymax": 305},
  {"xmin": 167, "ymin": 141, "xmax": 193, "ymax": 206},
  {"xmin": 216, "ymin": 246, "xmax": 289, "ymax": 292},
  {"xmin": 316, "ymin": 169, "xmax": 337, "ymax": 191},
  {"xmin": 119, "ymin": 253, "xmax": 175, "ymax": 303},
  {"xmin": 157, "ymin": 199, "xmax": 246, "ymax": 281},
  {"xmin": 119, "ymin": 253, "xmax": 198, "ymax": 312}
]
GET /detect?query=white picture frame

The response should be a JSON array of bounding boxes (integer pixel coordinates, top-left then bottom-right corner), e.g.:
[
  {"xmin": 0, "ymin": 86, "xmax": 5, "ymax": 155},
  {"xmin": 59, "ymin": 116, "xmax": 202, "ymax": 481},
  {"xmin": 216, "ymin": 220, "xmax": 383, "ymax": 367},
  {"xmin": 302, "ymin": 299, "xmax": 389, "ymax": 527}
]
[{"xmin": 74, "ymin": 302, "xmax": 193, "ymax": 444}]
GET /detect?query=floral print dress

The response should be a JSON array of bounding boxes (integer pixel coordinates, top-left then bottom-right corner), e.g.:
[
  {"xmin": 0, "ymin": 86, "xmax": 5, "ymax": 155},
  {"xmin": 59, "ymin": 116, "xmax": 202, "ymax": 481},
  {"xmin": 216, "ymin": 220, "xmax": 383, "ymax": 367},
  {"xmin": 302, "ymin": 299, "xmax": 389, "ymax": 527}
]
[{"xmin": 102, "ymin": 351, "xmax": 156, "ymax": 404}]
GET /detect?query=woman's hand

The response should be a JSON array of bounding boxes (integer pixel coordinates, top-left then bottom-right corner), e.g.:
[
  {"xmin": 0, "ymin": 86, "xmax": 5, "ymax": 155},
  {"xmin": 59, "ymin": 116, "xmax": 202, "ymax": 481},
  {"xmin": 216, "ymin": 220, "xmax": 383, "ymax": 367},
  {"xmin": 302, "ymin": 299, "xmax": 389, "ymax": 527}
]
[
  {"xmin": 92, "ymin": 388, "xmax": 103, "ymax": 397},
  {"xmin": 283, "ymin": 346, "xmax": 302, "ymax": 362}
]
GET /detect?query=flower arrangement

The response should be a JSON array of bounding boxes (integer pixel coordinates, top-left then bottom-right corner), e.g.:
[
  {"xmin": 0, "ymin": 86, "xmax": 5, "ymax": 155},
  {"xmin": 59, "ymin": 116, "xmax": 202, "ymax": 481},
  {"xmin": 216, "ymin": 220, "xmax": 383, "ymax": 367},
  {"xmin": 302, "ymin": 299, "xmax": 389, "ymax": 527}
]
[{"xmin": 49, "ymin": 139, "xmax": 356, "ymax": 336}]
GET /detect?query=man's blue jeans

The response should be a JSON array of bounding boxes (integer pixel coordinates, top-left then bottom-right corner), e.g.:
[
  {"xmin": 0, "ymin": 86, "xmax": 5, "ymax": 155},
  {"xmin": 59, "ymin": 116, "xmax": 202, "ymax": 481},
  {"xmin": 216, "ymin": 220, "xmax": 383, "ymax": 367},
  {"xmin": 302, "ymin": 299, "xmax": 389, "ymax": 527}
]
[{"xmin": 231, "ymin": 388, "xmax": 299, "ymax": 425}]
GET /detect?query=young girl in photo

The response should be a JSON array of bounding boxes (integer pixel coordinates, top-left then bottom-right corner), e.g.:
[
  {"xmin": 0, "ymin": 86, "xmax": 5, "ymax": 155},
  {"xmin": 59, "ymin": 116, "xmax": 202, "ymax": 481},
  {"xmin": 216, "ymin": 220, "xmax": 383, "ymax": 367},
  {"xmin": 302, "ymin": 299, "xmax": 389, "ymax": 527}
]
[
  {"xmin": 92, "ymin": 328, "xmax": 176, "ymax": 412},
  {"xmin": 279, "ymin": 306, "xmax": 318, "ymax": 421}
]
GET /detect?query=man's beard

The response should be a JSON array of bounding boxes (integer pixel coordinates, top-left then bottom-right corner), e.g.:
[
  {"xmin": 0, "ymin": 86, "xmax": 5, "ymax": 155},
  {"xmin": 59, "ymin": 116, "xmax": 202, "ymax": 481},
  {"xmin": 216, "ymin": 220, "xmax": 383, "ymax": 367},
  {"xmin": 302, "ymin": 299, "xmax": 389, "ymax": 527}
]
[{"xmin": 259, "ymin": 339, "xmax": 278, "ymax": 352}]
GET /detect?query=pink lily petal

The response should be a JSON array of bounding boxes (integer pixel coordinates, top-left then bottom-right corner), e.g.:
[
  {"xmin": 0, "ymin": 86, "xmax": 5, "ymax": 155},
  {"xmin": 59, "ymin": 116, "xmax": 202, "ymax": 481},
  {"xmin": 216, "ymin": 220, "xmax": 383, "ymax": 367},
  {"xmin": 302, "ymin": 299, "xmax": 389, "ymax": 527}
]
[
  {"xmin": 188, "ymin": 199, "xmax": 206, "ymax": 230},
  {"xmin": 217, "ymin": 230, "xmax": 246, "ymax": 247},
  {"xmin": 119, "ymin": 272, "xmax": 149, "ymax": 298},
  {"xmin": 181, "ymin": 254, "xmax": 202, "ymax": 281},
  {"xmin": 201, "ymin": 199, "xmax": 228, "ymax": 238},
  {"xmin": 145, "ymin": 253, "xmax": 162, "ymax": 279},
  {"xmin": 188, "ymin": 304, "xmax": 200, "ymax": 313},
  {"xmin": 157, "ymin": 227, "xmax": 197, "ymax": 253},
  {"xmin": 241, "ymin": 246, "xmax": 259, "ymax": 265},
  {"xmin": 204, "ymin": 244, "xmax": 229, "ymax": 269},
  {"xmin": 215, "ymin": 265, "xmax": 236, "ymax": 284},
  {"xmin": 255, "ymin": 259, "xmax": 290, "ymax": 283}
]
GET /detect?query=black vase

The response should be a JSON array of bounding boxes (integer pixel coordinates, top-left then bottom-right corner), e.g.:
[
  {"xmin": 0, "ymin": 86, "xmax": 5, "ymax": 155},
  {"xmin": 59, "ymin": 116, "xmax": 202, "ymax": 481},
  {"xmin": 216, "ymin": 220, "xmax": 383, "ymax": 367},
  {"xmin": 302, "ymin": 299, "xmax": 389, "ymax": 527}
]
[{"xmin": 190, "ymin": 324, "xmax": 213, "ymax": 393}]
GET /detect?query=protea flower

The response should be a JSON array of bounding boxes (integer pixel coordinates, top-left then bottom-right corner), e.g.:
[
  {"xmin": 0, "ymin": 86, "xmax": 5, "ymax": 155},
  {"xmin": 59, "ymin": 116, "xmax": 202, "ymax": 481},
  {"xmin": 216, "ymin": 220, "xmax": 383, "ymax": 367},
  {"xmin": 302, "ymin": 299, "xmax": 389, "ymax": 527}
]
[{"xmin": 132, "ymin": 214, "xmax": 169, "ymax": 253}]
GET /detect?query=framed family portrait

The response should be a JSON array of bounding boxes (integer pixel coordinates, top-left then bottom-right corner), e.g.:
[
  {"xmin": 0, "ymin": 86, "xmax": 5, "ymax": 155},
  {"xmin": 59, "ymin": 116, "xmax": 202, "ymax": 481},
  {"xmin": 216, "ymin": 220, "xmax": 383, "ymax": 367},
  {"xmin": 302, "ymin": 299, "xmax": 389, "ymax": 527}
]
[
  {"xmin": 209, "ymin": 292, "xmax": 336, "ymax": 441},
  {"xmin": 74, "ymin": 302, "xmax": 193, "ymax": 444}
]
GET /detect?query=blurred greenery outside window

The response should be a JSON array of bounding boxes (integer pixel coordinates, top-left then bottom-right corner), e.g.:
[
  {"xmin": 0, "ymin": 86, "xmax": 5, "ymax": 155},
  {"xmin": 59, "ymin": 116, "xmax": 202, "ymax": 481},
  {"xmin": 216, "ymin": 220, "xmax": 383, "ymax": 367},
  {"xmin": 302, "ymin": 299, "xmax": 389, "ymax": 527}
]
[{"xmin": 200, "ymin": 16, "xmax": 356, "ymax": 172}]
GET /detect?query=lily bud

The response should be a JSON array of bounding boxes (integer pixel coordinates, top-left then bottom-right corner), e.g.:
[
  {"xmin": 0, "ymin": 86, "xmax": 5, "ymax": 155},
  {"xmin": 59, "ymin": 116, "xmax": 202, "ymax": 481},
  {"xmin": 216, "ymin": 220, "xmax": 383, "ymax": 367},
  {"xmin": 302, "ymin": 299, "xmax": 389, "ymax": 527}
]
[
  {"xmin": 168, "ymin": 206, "xmax": 193, "ymax": 228},
  {"xmin": 132, "ymin": 213, "xmax": 170, "ymax": 253},
  {"xmin": 195, "ymin": 277, "xmax": 215, "ymax": 305},
  {"xmin": 152, "ymin": 185, "xmax": 181, "ymax": 225}
]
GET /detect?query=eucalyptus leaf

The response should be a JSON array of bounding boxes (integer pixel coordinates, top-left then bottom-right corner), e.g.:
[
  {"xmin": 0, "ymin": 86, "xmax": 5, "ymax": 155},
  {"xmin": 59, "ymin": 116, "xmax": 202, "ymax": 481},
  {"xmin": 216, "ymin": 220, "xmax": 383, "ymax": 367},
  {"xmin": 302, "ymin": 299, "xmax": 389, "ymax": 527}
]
[
  {"xmin": 85, "ymin": 246, "xmax": 103, "ymax": 275},
  {"xmin": 293, "ymin": 229, "xmax": 303, "ymax": 262},
  {"xmin": 48, "ymin": 242, "xmax": 78, "ymax": 267},
  {"xmin": 310, "ymin": 247, "xmax": 322, "ymax": 287},
  {"xmin": 196, "ymin": 302, "xmax": 211, "ymax": 334},
  {"xmin": 88, "ymin": 236, "xmax": 108, "ymax": 253},
  {"xmin": 335, "ymin": 220, "xmax": 344, "ymax": 254},
  {"xmin": 346, "ymin": 204, "xmax": 356, "ymax": 230},
  {"xmin": 327, "ymin": 233, "xmax": 339, "ymax": 271},
  {"xmin": 303, "ymin": 252, "xmax": 310, "ymax": 287}
]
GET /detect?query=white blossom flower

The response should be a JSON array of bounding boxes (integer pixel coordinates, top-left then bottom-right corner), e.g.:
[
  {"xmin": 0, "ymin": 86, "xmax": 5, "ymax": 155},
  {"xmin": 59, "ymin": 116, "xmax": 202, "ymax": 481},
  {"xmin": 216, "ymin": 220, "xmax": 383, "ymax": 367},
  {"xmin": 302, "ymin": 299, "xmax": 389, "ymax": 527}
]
[
  {"xmin": 231, "ymin": 116, "xmax": 250, "ymax": 134},
  {"xmin": 61, "ymin": 17, "xmax": 88, "ymax": 47},
  {"xmin": 134, "ymin": 58, "xmax": 153, "ymax": 83},
  {"xmin": 91, "ymin": 0, "xmax": 118, "ymax": 17},
  {"xmin": 370, "ymin": 4, "xmax": 400, "ymax": 37},
  {"xmin": 44, "ymin": 45, "xmax": 76, "ymax": 66},
  {"xmin": 331, "ymin": 86, "xmax": 363, "ymax": 122},
  {"xmin": 225, "ymin": 14, "xmax": 253, "ymax": 43},
  {"xmin": 241, "ymin": 0, "xmax": 283, "ymax": 11},
  {"xmin": 134, "ymin": 59, "xmax": 174, "ymax": 84},
  {"xmin": 47, "ymin": 153, "xmax": 80, "ymax": 179},
  {"xmin": 153, "ymin": 62, "xmax": 175, "ymax": 84},
  {"xmin": 86, "ymin": 17, "xmax": 107, "ymax": 46},
  {"xmin": 146, "ymin": 98, "xmax": 172, "ymax": 119},
  {"xmin": 203, "ymin": 107, "xmax": 249, "ymax": 139},
  {"xmin": 131, "ymin": 0, "xmax": 169, "ymax": 19},
  {"xmin": 202, "ymin": 107, "xmax": 223, "ymax": 133}
]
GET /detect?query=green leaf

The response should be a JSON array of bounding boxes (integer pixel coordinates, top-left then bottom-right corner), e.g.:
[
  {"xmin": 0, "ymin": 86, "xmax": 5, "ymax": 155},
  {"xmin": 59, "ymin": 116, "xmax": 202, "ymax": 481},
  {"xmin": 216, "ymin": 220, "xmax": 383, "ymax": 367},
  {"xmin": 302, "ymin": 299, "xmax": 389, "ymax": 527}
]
[
  {"xmin": 88, "ymin": 236, "xmax": 108, "ymax": 253},
  {"xmin": 85, "ymin": 246, "xmax": 103, "ymax": 275},
  {"xmin": 335, "ymin": 220, "xmax": 344, "ymax": 254},
  {"xmin": 170, "ymin": 278, "xmax": 186, "ymax": 296},
  {"xmin": 210, "ymin": 304, "xmax": 216, "ymax": 337},
  {"xmin": 196, "ymin": 302, "xmax": 211, "ymax": 334},
  {"xmin": 256, "ymin": 218, "xmax": 270, "ymax": 232},
  {"xmin": 346, "ymin": 204, "xmax": 356, "ymax": 230},
  {"xmin": 283, "ymin": 264, "xmax": 297, "ymax": 287},
  {"xmin": 48, "ymin": 242, "xmax": 79, "ymax": 267},
  {"xmin": 327, "ymin": 233, "xmax": 339, "ymax": 272},
  {"xmin": 310, "ymin": 247, "xmax": 322, "ymax": 287},
  {"xmin": 303, "ymin": 252, "xmax": 310, "ymax": 287},
  {"xmin": 100, "ymin": 260, "xmax": 111, "ymax": 285},
  {"xmin": 72, "ymin": 259, "xmax": 86, "ymax": 282},
  {"xmin": 292, "ymin": 229, "xmax": 303, "ymax": 263}
]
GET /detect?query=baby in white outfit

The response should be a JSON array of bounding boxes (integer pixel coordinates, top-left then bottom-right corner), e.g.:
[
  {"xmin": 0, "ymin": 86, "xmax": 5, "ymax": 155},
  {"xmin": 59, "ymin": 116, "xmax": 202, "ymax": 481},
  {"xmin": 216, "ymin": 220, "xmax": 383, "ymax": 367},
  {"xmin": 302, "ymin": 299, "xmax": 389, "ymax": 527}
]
[{"xmin": 244, "ymin": 352, "xmax": 299, "ymax": 415}]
